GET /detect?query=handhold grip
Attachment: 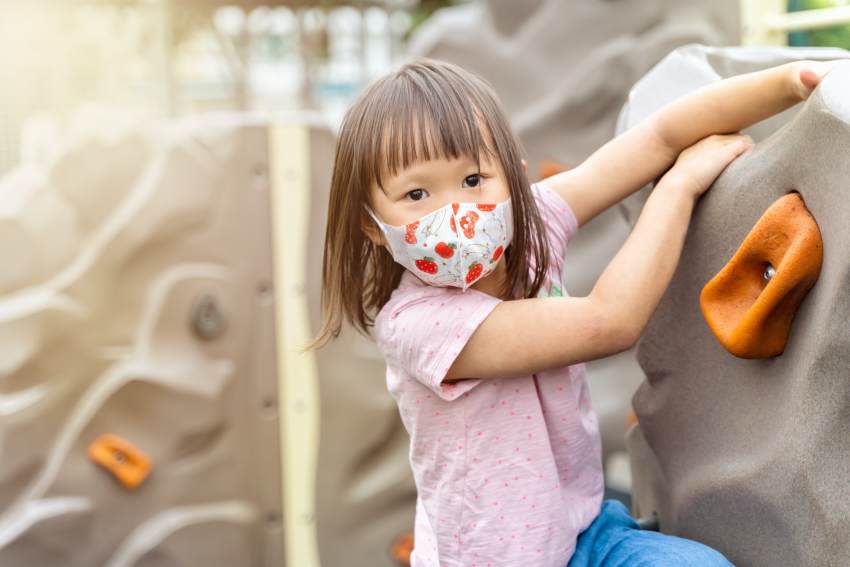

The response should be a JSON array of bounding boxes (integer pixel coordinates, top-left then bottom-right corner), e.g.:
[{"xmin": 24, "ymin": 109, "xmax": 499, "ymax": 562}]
[
  {"xmin": 88, "ymin": 433, "xmax": 152, "ymax": 489},
  {"xmin": 700, "ymin": 193, "xmax": 823, "ymax": 359}
]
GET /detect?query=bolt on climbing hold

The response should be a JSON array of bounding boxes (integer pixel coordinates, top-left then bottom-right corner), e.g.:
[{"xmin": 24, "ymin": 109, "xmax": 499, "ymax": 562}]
[
  {"xmin": 764, "ymin": 264, "xmax": 776, "ymax": 283},
  {"xmin": 191, "ymin": 294, "xmax": 227, "ymax": 341}
]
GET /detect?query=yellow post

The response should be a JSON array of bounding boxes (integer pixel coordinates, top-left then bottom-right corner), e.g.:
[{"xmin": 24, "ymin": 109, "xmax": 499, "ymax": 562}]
[
  {"xmin": 741, "ymin": 0, "xmax": 788, "ymax": 45},
  {"xmin": 270, "ymin": 123, "xmax": 322, "ymax": 567}
]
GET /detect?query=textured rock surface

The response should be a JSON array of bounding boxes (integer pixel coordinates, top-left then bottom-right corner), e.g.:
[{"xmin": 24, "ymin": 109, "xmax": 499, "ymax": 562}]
[
  {"xmin": 0, "ymin": 115, "xmax": 283, "ymax": 566},
  {"xmin": 620, "ymin": 45, "xmax": 850, "ymax": 566}
]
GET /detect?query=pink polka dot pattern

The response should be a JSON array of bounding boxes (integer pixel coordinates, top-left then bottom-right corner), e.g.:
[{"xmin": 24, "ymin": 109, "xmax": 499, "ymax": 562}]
[{"xmin": 373, "ymin": 183, "xmax": 603, "ymax": 567}]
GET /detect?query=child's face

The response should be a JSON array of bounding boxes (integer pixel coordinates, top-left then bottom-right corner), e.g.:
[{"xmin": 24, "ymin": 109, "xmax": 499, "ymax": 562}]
[{"xmin": 365, "ymin": 152, "xmax": 511, "ymax": 244}]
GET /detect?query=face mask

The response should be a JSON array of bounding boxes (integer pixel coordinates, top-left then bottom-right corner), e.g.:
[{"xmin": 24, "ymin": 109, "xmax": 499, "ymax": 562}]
[{"xmin": 366, "ymin": 199, "xmax": 513, "ymax": 290}]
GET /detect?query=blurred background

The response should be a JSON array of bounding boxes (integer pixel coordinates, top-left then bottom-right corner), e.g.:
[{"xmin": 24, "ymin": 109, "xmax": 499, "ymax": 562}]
[
  {"xmin": 0, "ymin": 1, "xmax": 848, "ymax": 566},
  {"xmin": 0, "ymin": 0, "xmax": 453, "ymax": 176}
]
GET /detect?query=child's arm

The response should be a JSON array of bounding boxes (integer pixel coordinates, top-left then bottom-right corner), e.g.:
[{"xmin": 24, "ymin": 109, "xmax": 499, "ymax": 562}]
[
  {"xmin": 546, "ymin": 60, "xmax": 832, "ymax": 228},
  {"xmin": 446, "ymin": 134, "xmax": 749, "ymax": 381}
]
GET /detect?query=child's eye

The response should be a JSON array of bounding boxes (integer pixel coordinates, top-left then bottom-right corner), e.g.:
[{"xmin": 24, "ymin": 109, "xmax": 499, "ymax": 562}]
[
  {"xmin": 463, "ymin": 174, "xmax": 482, "ymax": 188},
  {"xmin": 406, "ymin": 189, "xmax": 427, "ymax": 201}
]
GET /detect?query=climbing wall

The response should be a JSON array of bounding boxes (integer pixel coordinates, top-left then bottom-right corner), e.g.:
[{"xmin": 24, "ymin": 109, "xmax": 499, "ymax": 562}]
[
  {"xmin": 619, "ymin": 45, "xmax": 850, "ymax": 566},
  {"xmin": 0, "ymin": 115, "xmax": 285, "ymax": 566}
]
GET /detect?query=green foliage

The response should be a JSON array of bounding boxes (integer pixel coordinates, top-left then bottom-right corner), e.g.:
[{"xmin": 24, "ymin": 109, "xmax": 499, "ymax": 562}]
[
  {"xmin": 788, "ymin": 0, "xmax": 850, "ymax": 48},
  {"xmin": 406, "ymin": 0, "xmax": 463, "ymax": 39}
]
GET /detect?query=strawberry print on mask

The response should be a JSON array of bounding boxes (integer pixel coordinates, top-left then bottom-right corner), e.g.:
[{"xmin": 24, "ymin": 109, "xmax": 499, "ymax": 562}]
[{"xmin": 366, "ymin": 199, "xmax": 513, "ymax": 290}]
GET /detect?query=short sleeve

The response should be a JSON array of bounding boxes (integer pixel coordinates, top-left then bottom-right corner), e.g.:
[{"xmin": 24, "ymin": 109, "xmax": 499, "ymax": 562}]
[
  {"xmin": 375, "ymin": 282, "xmax": 501, "ymax": 401},
  {"xmin": 532, "ymin": 181, "xmax": 579, "ymax": 266}
]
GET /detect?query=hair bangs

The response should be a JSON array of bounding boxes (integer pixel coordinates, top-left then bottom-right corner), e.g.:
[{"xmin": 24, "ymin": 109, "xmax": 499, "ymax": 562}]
[{"xmin": 368, "ymin": 66, "xmax": 498, "ymax": 191}]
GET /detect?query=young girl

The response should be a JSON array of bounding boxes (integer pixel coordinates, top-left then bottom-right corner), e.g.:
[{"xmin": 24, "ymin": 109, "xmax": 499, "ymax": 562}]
[{"xmin": 313, "ymin": 57, "xmax": 830, "ymax": 566}]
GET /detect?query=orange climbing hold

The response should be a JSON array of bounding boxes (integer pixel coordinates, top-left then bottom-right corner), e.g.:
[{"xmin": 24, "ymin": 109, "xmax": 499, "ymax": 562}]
[
  {"xmin": 537, "ymin": 159, "xmax": 571, "ymax": 181},
  {"xmin": 390, "ymin": 531, "xmax": 414, "ymax": 566},
  {"xmin": 88, "ymin": 433, "xmax": 152, "ymax": 489},
  {"xmin": 700, "ymin": 193, "xmax": 823, "ymax": 359}
]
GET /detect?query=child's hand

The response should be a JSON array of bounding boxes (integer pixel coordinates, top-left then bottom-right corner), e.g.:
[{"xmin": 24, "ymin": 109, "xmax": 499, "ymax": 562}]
[
  {"xmin": 664, "ymin": 134, "xmax": 753, "ymax": 200},
  {"xmin": 789, "ymin": 60, "xmax": 833, "ymax": 100}
]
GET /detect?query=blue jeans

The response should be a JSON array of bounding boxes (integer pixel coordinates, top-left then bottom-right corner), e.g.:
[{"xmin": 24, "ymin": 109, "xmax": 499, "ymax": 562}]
[{"xmin": 567, "ymin": 500, "xmax": 735, "ymax": 567}]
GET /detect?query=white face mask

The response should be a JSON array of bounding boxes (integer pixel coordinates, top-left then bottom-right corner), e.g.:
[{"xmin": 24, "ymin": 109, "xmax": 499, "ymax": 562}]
[{"xmin": 366, "ymin": 199, "xmax": 513, "ymax": 290}]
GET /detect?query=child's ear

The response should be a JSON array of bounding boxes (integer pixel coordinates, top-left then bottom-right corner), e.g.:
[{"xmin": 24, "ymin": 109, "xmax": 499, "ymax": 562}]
[
  {"xmin": 521, "ymin": 159, "xmax": 528, "ymax": 174},
  {"xmin": 361, "ymin": 211, "xmax": 387, "ymax": 247}
]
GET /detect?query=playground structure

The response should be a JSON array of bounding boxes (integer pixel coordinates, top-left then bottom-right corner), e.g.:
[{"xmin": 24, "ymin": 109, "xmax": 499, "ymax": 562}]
[
  {"xmin": 0, "ymin": 116, "xmax": 289, "ymax": 565},
  {"xmin": 1, "ymin": 1, "xmax": 850, "ymax": 566},
  {"xmin": 620, "ymin": 44, "xmax": 850, "ymax": 566}
]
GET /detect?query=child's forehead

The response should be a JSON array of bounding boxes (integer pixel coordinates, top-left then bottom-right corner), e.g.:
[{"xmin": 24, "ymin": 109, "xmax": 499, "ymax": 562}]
[
  {"xmin": 379, "ymin": 154, "xmax": 489, "ymax": 185},
  {"xmin": 373, "ymin": 115, "xmax": 500, "ymax": 187}
]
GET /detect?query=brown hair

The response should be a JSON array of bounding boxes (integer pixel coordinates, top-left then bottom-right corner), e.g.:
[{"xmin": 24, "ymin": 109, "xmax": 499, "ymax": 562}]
[{"xmin": 310, "ymin": 57, "xmax": 550, "ymax": 348}]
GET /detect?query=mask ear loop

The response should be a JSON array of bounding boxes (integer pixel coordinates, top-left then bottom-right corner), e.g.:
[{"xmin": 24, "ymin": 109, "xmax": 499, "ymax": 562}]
[
  {"xmin": 363, "ymin": 205, "xmax": 391, "ymax": 259},
  {"xmin": 364, "ymin": 204, "xmax": 383, "ymax": 227}
]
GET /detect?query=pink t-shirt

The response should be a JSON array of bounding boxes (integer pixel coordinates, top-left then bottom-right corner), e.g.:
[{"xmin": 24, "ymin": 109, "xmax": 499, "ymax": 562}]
[{"xmin": 374, "ymin": 182, "xmax": 604, "ymax": 567}]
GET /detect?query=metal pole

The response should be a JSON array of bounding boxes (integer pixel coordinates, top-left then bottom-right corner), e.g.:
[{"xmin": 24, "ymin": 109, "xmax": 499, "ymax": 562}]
[{"xmin": 767, "ymin": 6, "xmax": 850, "ymax": 33}]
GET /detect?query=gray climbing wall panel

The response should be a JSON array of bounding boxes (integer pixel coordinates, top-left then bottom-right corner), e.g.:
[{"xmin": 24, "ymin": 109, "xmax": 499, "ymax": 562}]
[
  {"xmin": 620, "ymin": 45, "xmax": 850, "ymax": 566},
  {"xmin": 0, "ymin": 115, "xmax": 285, "ymax": 566}
]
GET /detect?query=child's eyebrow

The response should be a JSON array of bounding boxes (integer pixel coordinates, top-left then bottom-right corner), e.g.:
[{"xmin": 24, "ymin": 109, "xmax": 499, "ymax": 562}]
[{"xmin": 374, "ymin": 171, "xmax": 409, "ymax": 196}]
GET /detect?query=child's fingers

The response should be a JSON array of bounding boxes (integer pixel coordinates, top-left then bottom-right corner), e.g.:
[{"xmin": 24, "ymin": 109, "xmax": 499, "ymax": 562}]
[
  {"xmin": 797, "ymin": 60, "xmax": 832, "ymax": 94},
  {"xmin": 711, "ymin": 133, "xmax": 752, "ymax": 153},
  {"xmin": 732, "ymin": 137, "xmax": 753, "ymax": 155},
  {"xmin": 730, "ymin": 134, "xmax": 753, "ymax": 151}
]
